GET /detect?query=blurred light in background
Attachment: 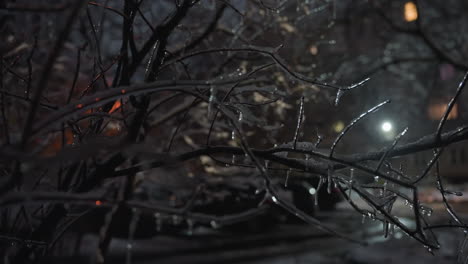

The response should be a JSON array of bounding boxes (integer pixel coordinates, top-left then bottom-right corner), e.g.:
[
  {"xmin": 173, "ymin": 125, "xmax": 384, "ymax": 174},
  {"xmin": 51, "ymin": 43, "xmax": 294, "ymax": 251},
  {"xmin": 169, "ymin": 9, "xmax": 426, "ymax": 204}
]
[
  {"xmin": 404, "ymin": 2, "xmax": 418, "ymax": 22},
  {"xmin": 381, "ymin": 121, "xmax": 393, "ymax": 133},
  {"xmin": 308, "ymin": 187, "xmax": 317, "ymax": 195},
  {"xmin": 333, "ymin": 120, "xmax": 345, "ymax": 133},
  {"xmin": 428, "ymin": 102, "xmax": 458, "ymax": 120},
  {"xmin": 309, "ymin": 45, "xmax": 318, "ymax": 55}
]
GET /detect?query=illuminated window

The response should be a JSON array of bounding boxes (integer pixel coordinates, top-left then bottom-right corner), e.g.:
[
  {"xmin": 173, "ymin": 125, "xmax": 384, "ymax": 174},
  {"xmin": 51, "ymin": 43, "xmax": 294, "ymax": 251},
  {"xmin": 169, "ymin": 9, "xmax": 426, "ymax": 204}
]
[
  {"xmin": 428, "ymin": 102, "xmax": 458, "ymax": 120},
  {"xmin": 404, "ymin": 2, "xmax": 418, "ymax": 22}
]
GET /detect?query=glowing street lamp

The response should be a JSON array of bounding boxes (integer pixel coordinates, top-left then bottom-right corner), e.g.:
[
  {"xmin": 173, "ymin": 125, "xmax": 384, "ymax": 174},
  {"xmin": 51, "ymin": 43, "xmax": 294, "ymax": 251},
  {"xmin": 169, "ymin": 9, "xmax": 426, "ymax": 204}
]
[{"xmin": 381, "ymin": 121, "xmax": 393, "ymax": 133}]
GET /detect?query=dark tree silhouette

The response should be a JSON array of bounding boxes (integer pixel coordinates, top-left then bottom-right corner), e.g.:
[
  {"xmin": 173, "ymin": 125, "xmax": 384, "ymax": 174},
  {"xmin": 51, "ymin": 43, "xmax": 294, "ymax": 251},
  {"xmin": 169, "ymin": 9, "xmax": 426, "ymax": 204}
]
[{"xmin": 1, "ymin": 0, "xmax": 468, "ymax": 263}]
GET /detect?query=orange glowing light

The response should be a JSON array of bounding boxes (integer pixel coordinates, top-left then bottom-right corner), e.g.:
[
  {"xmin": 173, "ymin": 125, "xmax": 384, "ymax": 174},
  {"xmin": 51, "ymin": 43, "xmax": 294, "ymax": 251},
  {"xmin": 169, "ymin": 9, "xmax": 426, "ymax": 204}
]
[
  {"xmin": 76, "ymin": 104, "xmax": 84, "ymax": 109},
  {"xmin": 428, "ymin": 102, "xmax": 458, "ymax": 120},
  {"xmin": 404, "ymin": 2, "xmax": 418, "ymax": 22},
  {"xmin": 95, "ymin": 200, "xmax": 102, "ymax": 206},
  {"xmin": 109, "ymin": 100, "xmax": 121, "ymax": 114},
  {"xmin": 39, "ymin": 129, "xmax": 74, "ymax": 157},
  {"xmin": 121, "ymin": 89, "xmax": 126, "ymax": 94}
]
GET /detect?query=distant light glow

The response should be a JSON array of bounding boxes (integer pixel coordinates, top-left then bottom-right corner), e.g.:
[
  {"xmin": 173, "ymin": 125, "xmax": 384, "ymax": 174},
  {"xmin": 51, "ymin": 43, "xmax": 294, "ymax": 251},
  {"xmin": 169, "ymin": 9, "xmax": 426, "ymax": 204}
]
[
  {"xmin": 381, "ymin": 121, "xmax": 393, "ymax": 132},
  {"xmin": 308, "ymin": 187, "xmax": 317, "ymax": 195},
  {"xmin": 428, "ymin": 102, "xmax": 458, "ymax": 120},
  {"xmin": 333, "ymin": 121, "xmax": 345, "ymax": 133},
  {"xmin": 309, "ymin": 45, "xmax": 318, "ymax": 55},
  {"xmin": 404, "ymin": 2, "xmax": 418, "ymax": 22}
]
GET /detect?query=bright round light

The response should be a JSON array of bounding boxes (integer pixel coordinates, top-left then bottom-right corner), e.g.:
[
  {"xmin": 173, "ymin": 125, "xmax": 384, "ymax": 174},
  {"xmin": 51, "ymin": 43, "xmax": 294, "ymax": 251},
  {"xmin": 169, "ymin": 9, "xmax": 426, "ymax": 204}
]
[
  {"xmin": 381, "ymin": 121, "xmax": 393, "ymax": 132},
  {"xmin": 308, "ymin": 187, "xmax": 317, "ymax": 195}
]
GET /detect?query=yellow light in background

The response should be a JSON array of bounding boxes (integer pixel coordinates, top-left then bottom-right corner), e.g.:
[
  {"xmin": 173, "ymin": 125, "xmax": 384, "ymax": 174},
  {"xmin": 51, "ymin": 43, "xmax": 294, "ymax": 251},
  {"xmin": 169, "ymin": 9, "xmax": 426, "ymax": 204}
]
[
  {"xmin": 333, "ymin": 121, "xmax": 345, "ymax": 133},
  {"xmin": 404, "ymin": 2, "xmax": 418, "ymax": 22}
]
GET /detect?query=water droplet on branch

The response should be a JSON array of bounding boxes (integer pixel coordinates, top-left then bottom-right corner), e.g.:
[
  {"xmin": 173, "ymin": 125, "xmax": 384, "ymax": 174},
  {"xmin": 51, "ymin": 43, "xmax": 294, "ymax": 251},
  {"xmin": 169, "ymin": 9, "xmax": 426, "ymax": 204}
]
[
  {"xmin": 327, "ymin": 164, "xmax": 334, "ymax": 194},
  {"xmin": 348, "ymin": 168, "xmax": 354, "ymax": 199},
  {"xmin": 293, "ymin": 96, "xmax": 305, "ymax": 149},
  {"xmin": 285, "ymin": 169, "xmax": 291, "ymax": 187},
  {"xmin": 208, "ymin": 86, "xmax": 216, "ymax": 118},
  {"xmin": 210, "ymin": 220, "xmax": 219, "ymax": 229}
]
